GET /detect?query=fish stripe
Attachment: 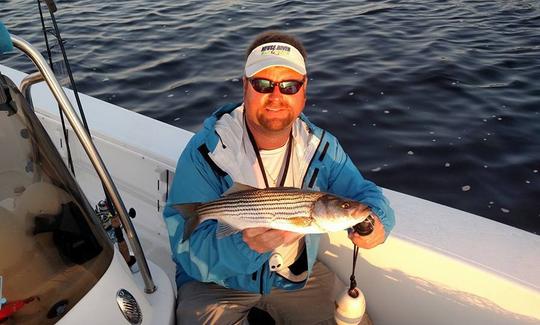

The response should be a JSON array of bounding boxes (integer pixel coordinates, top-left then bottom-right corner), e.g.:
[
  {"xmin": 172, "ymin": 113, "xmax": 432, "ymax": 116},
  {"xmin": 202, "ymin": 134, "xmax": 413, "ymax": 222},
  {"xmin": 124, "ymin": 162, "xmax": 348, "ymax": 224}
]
[
  {"xmin": 199, "ymin": 201, "xmax": 304, "ymax": 211},
  {"xmin": 197, "ymin": 202, "xmax": 313, "ymax": 211},
  {"xmin": 198, "ymin": 198, "xmax": 316, "ymax": 212},
  {"xmin": 200, "ymin": 210, "xmax": 312, "ymax": 219},
  {"xmin": 198, "ymin": 207, "xmax": 312, "ymax": 217},
  {"xmin": 199, "ymin": 192, "xmax": 323, "ymax": 207}
]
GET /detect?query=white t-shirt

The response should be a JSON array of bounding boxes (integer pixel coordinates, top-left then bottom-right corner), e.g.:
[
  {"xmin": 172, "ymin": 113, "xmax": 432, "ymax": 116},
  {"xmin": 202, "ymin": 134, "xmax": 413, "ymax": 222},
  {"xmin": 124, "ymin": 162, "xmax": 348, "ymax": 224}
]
[{"xmin": 260, "ymin": 143, "xmax": 306, "ymax": 279}]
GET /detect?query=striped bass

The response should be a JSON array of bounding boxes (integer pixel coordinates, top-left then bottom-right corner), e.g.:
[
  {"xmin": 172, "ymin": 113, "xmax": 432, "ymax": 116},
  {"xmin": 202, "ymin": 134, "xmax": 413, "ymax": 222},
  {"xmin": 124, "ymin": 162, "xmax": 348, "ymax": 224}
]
[{"xmin": 174, "ymin": 183, "xmax": 371, "ymax": 241}]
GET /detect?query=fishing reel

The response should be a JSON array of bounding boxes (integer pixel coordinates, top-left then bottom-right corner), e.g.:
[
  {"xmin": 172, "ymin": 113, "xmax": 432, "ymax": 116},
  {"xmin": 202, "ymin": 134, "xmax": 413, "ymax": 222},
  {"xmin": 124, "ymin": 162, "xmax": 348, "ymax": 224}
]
[
  {"xmin": 95, "ymin": 200, "xmax": 114, "ymax": 240},
  {"xmin": 94, "ymin": 200, "xmax": 139, "ymax": 273},
  {"xmin": 334, "ymin": 215, "xmax": 374, "ymax": 324}
]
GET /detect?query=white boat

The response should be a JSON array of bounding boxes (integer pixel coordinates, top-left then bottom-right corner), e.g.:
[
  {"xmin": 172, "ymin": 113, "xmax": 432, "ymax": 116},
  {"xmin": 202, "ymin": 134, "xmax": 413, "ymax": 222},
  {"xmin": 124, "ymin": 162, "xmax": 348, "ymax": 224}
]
[{"xmin": 1, "ymin": 22, "xmax": 539, "ymax": 325}]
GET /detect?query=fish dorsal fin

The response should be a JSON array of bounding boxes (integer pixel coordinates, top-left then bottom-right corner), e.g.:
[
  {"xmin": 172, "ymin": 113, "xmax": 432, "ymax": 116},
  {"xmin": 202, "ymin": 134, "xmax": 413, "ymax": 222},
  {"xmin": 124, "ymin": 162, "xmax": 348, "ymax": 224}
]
[
  {"xmin": 223, "ymin": 182, "xmax": 257, "ymax": 196},
  {"xmin": 216, "ymin": 222, "xmax": 242, "ymax": 239}
]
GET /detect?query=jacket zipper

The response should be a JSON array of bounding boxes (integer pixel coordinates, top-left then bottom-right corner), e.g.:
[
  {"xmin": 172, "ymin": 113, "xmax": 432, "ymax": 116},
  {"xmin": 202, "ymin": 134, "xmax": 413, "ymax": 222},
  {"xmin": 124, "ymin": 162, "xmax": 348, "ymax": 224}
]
[{"xmin": 302, "ymin": 130, "xmax": 326, "ymax": 188}]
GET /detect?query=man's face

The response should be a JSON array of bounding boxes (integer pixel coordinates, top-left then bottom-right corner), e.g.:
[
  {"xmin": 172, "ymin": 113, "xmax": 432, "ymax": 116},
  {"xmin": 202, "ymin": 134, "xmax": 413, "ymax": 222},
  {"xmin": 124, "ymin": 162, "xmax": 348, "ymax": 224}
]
[{"xmin": 243, "ymin": 66, "xmax": 307, "ymax": 133}]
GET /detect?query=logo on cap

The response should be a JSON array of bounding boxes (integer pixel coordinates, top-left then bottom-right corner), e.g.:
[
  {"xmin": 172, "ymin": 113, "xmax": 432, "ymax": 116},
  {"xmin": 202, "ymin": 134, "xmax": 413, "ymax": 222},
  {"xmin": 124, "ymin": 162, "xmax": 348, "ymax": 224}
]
[
  {"xmin": 245, "ymin": 42, "xmax": 306, "ymax": 77},
  {"xmin": 260, "ymin": 44, "xmax": 291, "ymax": 57}
]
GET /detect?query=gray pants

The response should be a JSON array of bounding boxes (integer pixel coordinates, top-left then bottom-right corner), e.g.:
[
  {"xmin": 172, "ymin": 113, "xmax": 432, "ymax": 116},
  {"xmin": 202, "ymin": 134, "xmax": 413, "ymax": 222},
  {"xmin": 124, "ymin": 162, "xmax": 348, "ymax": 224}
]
[{"xmin": 176, "ymin": 261, "xmax": 372, "ymax": 325}]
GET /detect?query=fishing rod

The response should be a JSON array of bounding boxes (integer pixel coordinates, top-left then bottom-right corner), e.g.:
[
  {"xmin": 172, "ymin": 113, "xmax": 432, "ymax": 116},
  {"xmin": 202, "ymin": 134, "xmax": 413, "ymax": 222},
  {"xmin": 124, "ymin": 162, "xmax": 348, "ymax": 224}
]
[
  {"xmin": 38, "ymin": 0, "xmax": 90, "ymax": 132},
  {"xmin": 37, "ymin": 0, "xmax": 118, "ymax": 211},
  {"xmin": 37, "ymin": 0, "xmax": 76, "ymax": 174},
  {"xmin": 36, "ymin": 0, "xmax": 137, "ymax": 270}
]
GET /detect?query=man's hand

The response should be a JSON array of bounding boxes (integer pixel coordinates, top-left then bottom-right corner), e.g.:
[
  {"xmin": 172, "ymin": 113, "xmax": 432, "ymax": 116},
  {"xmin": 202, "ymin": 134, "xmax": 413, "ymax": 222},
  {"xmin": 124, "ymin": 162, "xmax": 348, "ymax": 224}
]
[
  {"xmin": 348, "ymin": 214, "xmax": 386, "ymax": 249},
  {"xmin": 243, "ymin": 227, "xmax": 302, "ymax": 253}
]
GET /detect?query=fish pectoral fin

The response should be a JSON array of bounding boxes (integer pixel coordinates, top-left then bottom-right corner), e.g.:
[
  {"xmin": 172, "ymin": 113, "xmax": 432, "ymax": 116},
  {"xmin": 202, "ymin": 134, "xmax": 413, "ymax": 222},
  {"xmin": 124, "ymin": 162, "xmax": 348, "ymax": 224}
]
[
  {"xmin": 216, "ymin": 222, "xmax": 242, "ymax": 239},
  {"xmin": 222, "ymin": 182, "xmax": 258, "ymax": 196},
  {"xmin": 289, "ymin": 217, "xmax": 313, "ymax": 227},
  {"xmin": 311, "ymin": 219, "xmax": 326, "ymax": 233}
]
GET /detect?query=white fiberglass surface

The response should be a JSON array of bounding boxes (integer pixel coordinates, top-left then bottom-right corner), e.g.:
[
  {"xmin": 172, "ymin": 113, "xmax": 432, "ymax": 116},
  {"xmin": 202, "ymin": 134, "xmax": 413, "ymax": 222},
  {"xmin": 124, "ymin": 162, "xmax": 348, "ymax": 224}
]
[{"xmin": 0, "ymin": 74, "xmax": 113, "ymax": 324}]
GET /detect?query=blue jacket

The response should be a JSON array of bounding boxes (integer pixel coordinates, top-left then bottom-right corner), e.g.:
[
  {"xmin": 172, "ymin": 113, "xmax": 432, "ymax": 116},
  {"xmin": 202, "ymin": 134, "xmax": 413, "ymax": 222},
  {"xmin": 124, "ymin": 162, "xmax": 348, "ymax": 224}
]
[{"xmin": 163, "ymin": 103, "xmax": 395, "ymax": 294}]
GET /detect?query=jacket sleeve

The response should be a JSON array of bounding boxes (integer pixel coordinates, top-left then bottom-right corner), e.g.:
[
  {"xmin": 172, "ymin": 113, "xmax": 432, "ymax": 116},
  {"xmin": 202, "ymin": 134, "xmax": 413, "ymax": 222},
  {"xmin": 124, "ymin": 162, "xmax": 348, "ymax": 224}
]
[
  {"xmin": 326, "ymin": 138, "xmax": 395, "ymax": 237},
  {"xmin": 163, "ymin": 137, "xmax": 270, "ymax": 283}
]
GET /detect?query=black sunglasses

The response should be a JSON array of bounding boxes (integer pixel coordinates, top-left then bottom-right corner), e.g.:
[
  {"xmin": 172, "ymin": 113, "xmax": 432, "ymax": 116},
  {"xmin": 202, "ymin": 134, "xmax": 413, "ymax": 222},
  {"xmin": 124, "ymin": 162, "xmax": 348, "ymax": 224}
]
[{"xmin": 248, "ymin": 77, "xmax": 305, "ymax": 95}]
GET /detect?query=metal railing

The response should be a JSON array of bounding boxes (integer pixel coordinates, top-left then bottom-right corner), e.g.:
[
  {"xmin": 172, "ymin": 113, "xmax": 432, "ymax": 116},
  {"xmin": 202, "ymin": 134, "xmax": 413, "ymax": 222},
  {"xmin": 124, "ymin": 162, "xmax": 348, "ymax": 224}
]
[
  {"xmin": 10, "ymin": 34, "xmax": 157, "ymax": 294},
  {"xmin": 20, "ymin": 71, "xmax": 43, "ymax": 110}
]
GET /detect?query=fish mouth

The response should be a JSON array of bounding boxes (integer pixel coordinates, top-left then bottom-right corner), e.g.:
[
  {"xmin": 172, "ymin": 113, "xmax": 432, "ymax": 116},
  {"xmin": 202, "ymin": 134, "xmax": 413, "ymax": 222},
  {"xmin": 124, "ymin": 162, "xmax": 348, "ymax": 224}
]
[{"xmin": 353, "ymin": 206, "xmax": 372, "ymax": 221}]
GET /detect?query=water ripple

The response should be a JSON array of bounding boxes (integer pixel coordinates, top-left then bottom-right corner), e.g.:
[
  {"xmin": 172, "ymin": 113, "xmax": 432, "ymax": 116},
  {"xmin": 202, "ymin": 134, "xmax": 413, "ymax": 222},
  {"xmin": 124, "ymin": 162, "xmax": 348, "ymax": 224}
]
[{"xmin": 2, "ymin": 0, "xmax": 539, "ymax": 234}]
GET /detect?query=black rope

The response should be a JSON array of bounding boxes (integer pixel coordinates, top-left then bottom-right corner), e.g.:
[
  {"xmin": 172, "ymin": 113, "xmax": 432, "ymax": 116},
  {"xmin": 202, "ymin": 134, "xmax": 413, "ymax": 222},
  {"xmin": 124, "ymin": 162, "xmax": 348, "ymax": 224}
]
[
  {"xmin": 348, "ymin": 244, "xmax": 360, "ymax": 298},
  {"xmin": 245, "ymin": 115, "xmax": 292, "ymax": 189}
]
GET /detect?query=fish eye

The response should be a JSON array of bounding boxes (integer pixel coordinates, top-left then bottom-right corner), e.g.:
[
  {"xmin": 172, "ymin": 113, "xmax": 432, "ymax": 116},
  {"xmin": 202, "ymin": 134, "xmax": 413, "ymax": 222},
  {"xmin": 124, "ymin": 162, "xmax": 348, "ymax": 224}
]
[{"xmin": 341, "ymin": 202, "xmax": 351, "ymax": 209}]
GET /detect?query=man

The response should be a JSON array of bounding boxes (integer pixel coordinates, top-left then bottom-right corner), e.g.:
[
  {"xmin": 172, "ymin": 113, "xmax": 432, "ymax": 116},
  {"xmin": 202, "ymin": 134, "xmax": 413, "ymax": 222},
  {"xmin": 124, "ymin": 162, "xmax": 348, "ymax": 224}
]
[{"xmin": 164, "ymin": 31, "xmax": 395, "ymax": 324}]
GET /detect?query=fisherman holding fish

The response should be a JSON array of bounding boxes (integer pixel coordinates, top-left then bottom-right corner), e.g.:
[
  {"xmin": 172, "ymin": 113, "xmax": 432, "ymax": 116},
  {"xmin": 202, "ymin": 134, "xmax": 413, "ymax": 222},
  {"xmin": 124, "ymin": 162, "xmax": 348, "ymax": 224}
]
[{"xmin": 164, "ymin": 31, "xmax": 395, "ymax": 324}]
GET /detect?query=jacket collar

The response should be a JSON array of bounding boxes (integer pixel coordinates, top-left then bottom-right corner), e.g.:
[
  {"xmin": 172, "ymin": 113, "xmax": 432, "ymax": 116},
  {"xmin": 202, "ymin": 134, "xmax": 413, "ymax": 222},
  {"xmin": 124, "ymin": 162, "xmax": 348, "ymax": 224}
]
[
  {"xmin": 203, "ymin": 102, "xmax": 321, "ymax": 141},
  {"xmin": 203, "ymin": 103, "xmax": 323, "ymax": 188}
]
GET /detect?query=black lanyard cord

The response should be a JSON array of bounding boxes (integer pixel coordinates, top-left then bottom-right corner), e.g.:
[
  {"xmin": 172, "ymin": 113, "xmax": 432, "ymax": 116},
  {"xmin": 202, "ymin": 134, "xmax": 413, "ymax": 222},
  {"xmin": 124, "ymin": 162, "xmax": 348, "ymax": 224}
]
[
  {"xmin": 245, "ymin": 118, "xmax": 293, "ymax": 189},
  {"xmin": 349, "ymin": 244, "xmax": 360, "ymax": 297}
]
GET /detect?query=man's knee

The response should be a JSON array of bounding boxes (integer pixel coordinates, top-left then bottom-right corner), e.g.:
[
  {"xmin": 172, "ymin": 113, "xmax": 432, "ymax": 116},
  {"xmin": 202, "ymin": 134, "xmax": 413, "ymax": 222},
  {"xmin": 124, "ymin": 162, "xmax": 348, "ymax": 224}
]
[{"xmin": 176, "ymin": 281, "xmax": 259, "ymax": 325}]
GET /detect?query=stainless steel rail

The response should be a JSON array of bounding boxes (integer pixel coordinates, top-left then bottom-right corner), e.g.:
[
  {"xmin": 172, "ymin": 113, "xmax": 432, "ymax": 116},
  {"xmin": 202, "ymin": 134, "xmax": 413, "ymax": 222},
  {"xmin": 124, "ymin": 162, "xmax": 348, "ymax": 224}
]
[
  {"xmin": 20, "ymin": 71, "xmax": 43, "ymax": 110},
  {"xmin": 10, "ymin": 34, "xmax": 157, "ymax": 294}
]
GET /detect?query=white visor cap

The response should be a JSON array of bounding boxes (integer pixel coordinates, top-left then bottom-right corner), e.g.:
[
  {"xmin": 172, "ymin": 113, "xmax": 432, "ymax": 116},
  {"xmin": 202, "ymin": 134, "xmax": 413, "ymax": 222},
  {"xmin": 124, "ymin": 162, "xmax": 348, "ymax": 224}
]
[{"xmin": 245, "ymin": 42, "xmax": 306, "ymax": 77}]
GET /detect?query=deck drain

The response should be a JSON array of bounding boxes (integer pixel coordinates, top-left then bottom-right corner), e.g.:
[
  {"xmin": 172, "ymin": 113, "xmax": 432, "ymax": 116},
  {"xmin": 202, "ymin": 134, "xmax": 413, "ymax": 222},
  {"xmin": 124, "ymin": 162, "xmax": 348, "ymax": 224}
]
[{"xmin": 116, "ymin": 289, "xmax": 142, "ymax": 324}]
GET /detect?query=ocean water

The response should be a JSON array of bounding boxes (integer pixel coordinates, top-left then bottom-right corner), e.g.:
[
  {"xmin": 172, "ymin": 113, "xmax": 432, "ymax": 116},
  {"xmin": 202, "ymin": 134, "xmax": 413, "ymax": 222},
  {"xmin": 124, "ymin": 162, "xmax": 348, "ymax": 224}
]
[{"xmin": 2, "ymin": 0, "xmax": 539, "ymax": 234}]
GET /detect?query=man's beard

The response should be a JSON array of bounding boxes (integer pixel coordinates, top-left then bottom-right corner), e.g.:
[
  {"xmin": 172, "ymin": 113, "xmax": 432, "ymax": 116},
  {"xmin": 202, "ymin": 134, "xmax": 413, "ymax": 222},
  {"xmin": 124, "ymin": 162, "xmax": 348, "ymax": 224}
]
[{"xmin": 257, "ymin": 109, "xmax": 294, "ymax": 131}]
